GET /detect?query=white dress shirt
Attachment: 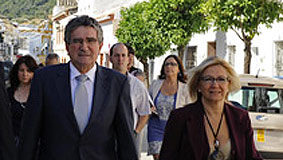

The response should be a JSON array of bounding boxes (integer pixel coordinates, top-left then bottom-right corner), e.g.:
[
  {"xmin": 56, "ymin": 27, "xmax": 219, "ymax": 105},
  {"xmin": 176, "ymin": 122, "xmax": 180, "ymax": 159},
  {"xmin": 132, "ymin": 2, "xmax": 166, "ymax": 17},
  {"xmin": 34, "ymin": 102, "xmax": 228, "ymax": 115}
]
[{"xmin": 70, "ymin": 62, "xmax": 96, "ymax": 120}]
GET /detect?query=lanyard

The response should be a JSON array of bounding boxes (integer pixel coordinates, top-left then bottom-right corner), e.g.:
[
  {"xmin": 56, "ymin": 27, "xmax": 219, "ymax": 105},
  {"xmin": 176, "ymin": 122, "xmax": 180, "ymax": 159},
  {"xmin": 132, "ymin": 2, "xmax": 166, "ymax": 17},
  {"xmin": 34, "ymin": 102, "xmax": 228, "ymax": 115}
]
[{"xmin": 204, "ymin": 109, "xmax": 225, "ymax": 150}]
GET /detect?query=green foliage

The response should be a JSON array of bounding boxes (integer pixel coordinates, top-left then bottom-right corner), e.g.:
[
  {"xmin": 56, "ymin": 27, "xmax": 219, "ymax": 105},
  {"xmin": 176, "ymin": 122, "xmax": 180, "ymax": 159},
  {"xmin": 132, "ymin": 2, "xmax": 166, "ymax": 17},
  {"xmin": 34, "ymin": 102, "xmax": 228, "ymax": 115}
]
[
  {"xmin": 200, "ymin": 0, "xmax": 283, "ymax": 40},
  {"xmin": 116, "ymin": 2, "xmax": 170, "ymax": 60},
  {"xmin": 148, "ymin": 0, "xmax": 208, "ymax": 48},
  {"xmin": 116, "ymin": 0, "xmax": 209, "ymax": 60},
  {"xmin": 0, "ymin": 0, "xmax": 56, "ymax": 21}
]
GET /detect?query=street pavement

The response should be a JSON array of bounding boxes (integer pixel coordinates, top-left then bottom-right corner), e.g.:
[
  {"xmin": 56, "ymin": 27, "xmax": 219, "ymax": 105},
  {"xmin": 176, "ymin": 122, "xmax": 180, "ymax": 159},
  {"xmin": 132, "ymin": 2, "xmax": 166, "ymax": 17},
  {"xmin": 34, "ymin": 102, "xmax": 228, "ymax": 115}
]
[
  {"xmin": 141, "ymin": 152, "xmax": 153, "ymax": 160},
  {"xmin": 140, "ymin": 125, "xmax": 153, "ymax": 160}
]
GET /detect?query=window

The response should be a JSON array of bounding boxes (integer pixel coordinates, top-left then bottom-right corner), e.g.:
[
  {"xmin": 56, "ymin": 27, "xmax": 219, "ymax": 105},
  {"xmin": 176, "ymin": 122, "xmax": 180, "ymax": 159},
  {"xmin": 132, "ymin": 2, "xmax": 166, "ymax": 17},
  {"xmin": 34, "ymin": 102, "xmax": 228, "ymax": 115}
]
[
  {"xmin": 227, "ymin": 45, "xmax": 236, "ymax": 67},
  {"xmin": 275, "ymin": 42, "xmax": 283, "ymax": 75},
  {"xmin": 252, "ymin": 47, "xmax": 259, "ymax": 56},
  {"xmin": 185, "ymin": 46, "xmax": 197, "ymax": 71},
  {"xmin": 207, "ymin": 41, "xmax": 216, "ymax": 57},
  {"xmin": 229, "ymin": 87, "xmax": 283, "ymax": 113}
]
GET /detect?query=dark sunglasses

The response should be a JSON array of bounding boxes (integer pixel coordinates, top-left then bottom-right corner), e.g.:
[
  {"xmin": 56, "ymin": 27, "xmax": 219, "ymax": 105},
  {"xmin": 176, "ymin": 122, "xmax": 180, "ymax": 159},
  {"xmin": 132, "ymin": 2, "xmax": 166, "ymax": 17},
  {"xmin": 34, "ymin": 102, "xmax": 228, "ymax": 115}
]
[{"xmin": 164, "ymin": 62, "xmax": 178, "ymax": 66}]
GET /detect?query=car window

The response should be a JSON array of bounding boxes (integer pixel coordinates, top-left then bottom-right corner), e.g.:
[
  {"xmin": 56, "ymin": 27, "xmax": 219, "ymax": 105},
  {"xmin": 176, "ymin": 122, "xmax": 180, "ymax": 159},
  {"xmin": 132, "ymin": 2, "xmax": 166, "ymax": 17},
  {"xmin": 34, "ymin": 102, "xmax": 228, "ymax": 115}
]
[
  {"xmin": 229, "ymin": 87, "xmax": 283, "ymax": 113},
  {"xmin": 268, "ymin": 90, "xmax": 280, "ymax": 108}
]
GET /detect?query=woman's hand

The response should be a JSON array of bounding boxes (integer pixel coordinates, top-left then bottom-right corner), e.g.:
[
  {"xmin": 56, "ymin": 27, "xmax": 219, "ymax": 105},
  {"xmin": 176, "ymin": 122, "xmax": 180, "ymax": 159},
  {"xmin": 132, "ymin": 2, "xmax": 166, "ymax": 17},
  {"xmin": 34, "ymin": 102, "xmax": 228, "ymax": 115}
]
[{"xmin": 151, "ymin": 106, "xmax": 158, "ymax": 115}]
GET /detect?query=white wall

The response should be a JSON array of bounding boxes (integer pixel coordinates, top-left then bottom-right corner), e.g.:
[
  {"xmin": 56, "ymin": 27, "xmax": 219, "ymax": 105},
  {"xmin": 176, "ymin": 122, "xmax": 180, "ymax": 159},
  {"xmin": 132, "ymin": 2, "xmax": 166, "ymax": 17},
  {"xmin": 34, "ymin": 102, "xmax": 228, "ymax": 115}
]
[
  {"xmin": 77, "ymin": 0, "xmax": 142, "ymax": 16},
  {"xmin": 251, "ymin": 22, "xmax": 283, "ymax": 76},
  {"xmin": 53, "ymin": 15, "xmax": 77, "ymax": 63},
  {"xmin": 185, "ymin": 23, "xmax": 283, "ymax": 77}
]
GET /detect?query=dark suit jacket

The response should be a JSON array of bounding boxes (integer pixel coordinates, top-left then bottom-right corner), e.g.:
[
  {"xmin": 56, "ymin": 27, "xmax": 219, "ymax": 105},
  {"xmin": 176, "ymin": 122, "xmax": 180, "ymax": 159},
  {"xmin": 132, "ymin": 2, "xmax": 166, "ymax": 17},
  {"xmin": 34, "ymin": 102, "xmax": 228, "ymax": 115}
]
[
  {"xmin": 159, "ymin": 99, "xmax": 263, "ymax": 160},
  {"xmin": 0, "ymin": 77, "xmax": 17, "ymax": 160},
  {"xmin": 0, "ymin": 62, "xmax": 4, "ymax": 85},
  {"xmin": 19, "ymin": 63, "xmax": 138, "ymax": 160}
]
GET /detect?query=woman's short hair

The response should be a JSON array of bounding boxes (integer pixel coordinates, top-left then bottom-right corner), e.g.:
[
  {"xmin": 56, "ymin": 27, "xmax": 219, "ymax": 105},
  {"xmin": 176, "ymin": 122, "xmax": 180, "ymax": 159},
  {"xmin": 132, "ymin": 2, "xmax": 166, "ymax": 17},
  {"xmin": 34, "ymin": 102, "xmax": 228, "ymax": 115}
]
[
  {"xmin": 9, "ymin": 55, "xmax": 38, "ymax": 91},
  {"xmin": 188, "ymin": 56, "xmax": 241, "ymax": 102},
  {"xmin": 159, "ymin": 55, "xmax": 187, "ymax": 83}
]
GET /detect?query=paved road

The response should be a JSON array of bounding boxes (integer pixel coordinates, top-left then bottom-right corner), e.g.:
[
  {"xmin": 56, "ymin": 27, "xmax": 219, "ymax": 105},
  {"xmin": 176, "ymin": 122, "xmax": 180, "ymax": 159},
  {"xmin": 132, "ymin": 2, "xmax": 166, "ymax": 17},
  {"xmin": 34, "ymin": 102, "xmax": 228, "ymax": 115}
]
[
  {"xmin": 140, "ymin": 125, "xmax": 153, "ymax": 160},
  {"xmin": 141, "ymin": 152, "xmax": 153, "ymax": 160}
]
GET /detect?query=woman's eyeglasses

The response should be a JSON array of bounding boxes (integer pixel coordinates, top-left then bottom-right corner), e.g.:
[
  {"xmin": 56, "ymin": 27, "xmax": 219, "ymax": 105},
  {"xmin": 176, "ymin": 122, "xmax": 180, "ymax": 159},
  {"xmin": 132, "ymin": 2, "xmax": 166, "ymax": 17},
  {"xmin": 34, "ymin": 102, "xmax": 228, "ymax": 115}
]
[
  {"xmin": 200, "ymin": 76, "xmax": 229, "ymax": 84},
  {"xmin": 164, "ymin": 62, "xmax": 178, "ymax": 66}
]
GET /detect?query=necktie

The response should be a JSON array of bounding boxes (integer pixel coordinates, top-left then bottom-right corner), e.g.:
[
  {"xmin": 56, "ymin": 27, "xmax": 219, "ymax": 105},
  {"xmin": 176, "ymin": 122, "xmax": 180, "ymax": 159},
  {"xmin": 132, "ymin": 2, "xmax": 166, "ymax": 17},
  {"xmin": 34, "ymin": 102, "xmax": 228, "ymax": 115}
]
[{"xmin": 74, "ymin": 74, "xmax": 89, "ymax": 134}]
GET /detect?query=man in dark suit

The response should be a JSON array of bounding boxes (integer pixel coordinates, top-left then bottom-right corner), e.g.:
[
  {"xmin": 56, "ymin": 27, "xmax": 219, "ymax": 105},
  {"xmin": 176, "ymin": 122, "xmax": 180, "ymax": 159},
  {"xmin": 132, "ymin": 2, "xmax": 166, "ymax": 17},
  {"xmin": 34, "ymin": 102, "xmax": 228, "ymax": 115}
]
[
  {"xmin": 0, "ymin": 76, "xmax": 17, "ymax": 160},
  {"xmin": 19, "ymin": 15, "xmax": 137, "ymax": 160},
  {"xmin": 0, "ymin": 62, "xmax": 4, "ymax": 85}
]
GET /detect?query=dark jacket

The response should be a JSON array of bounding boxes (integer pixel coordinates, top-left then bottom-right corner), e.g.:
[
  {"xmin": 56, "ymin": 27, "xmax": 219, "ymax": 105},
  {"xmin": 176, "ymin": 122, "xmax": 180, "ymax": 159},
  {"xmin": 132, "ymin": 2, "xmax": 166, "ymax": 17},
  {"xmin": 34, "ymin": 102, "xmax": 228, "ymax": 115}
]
[
  {"xmin": 0, "ymin": 77, "xmax": 17, "ymax": 160},
  {"xmin": 7, "ymin": 87, "xmax": 25, "ymax": 138},
  {"xmin": 160, "ymin": 99, "xmax": 262, "ymax": 160},
  {"xmin": 19, "ymin": 63, "xmax": 137, "ymax": 160}
]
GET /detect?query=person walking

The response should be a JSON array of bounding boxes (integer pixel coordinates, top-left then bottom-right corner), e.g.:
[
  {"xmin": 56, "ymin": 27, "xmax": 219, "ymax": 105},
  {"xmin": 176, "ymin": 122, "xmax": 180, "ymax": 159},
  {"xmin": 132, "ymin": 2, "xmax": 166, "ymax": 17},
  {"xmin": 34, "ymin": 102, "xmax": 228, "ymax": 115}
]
[
  {"xmin": 7, "ymin": 55, "xmax": 38, "ymax": 145},
  {"xmin": 147, "ymin": 55, "xmax": 190, "ymax": 160},
  {"xmin": 110, "ymin": 43, "xmax": 151, "ymax": 159},
  {"xmin": 0, "ymin": 76, "xmax": 17, "ymax": 160},
  {"xmin": 159, "ymin": 56, "xmax": 262, "ymax": 160},
  {"xmin": 19, "ymin": 15, "xmax": 137, "ymax": 160}
]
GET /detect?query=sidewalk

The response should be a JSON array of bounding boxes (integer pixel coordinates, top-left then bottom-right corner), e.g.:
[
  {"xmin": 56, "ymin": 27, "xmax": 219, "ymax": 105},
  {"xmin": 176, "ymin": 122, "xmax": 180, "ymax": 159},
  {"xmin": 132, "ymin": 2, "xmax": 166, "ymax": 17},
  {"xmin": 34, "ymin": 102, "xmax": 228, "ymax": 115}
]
[
  {"xmin": 141, "ymin": 152, "xmax": 153, "ymax": 160},
  {"xmin": 140, "ymin": 125, "xmax": 153, "ymax": 160}
]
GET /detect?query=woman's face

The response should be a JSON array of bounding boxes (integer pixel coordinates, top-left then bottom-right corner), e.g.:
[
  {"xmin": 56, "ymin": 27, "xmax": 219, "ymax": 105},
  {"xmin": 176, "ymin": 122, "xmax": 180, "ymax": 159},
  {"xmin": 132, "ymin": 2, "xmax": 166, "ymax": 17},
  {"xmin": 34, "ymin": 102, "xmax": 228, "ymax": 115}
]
[
  {"xmin": 18, "ymin": 63, "xmax": 34, "ymax": 85},
  {"xmin": 164, "ymin": 57, "xmax": 180, "ymax": 78},
  {"xmin": 198, "ymin": 65, "xmax": 230, "ymax": 103}
]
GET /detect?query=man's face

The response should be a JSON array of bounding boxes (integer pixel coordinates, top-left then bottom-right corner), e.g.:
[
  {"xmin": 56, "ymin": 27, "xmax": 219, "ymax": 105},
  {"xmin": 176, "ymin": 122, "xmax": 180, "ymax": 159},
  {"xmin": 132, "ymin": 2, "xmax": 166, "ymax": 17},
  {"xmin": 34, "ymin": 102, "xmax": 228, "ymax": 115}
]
[
  {"xmin": 66, "ymin": 26, "xmax": 103, "ymax": 73},
  {"xmin": 110, "ymin": 44, "xmax": 129, "ymax": 74}
]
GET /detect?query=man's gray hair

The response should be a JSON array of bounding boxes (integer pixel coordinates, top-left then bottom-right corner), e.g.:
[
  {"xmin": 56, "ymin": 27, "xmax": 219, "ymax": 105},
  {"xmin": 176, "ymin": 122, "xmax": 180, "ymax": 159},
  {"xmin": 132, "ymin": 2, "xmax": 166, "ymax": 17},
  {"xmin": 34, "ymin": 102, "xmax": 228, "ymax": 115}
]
[{"xmin": 64, "ymin": 15, "xmax": 103, "ymax": 45}]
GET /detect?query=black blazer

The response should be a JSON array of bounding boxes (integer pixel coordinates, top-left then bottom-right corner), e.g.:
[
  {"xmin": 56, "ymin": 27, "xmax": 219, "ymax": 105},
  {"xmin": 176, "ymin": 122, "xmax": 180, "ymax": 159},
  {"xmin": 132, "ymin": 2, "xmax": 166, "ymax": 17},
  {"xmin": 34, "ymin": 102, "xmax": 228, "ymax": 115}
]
[
  {"xmin": 19, "ymin": 63, "xmax": 138, "ymax": 160},
  {"xmin": 0, "ymin": 77, "xmax": 16, "ymax": 160},
  {"xmin": 160, "ymin": 99, "xmax": 262, "ymax": 160}
]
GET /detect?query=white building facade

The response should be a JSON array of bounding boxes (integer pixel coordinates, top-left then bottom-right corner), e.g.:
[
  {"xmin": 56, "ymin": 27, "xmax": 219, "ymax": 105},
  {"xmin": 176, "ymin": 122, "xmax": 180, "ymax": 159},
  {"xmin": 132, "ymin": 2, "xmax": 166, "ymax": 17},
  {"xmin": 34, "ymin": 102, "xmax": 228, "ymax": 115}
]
[
  {"xmin": 77, "ymin": 0, "xmax": 144, "ymax": 68},
  {"xmin": 186, "ymin": 22, "xmax": 283, "ymax": 77},
  {"xmin": 17, "ymin": 21, "xmax": 53, "ymax": 64},
  {"xmin": 52, "ymin": 0, "xmax": 144, "ymax": 67},
  {"xmin": 0, "ymin": 18, "xmax": 19, "ymax": 62},
  {"xmin": 52, "ymin": 0, "xmax": 77, "ymax": 63}
]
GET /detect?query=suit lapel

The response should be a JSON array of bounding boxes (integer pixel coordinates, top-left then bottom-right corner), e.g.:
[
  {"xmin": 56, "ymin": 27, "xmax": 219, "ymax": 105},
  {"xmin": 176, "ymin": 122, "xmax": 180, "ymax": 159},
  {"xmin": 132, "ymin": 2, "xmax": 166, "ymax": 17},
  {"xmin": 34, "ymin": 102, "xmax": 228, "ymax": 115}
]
[
  {"xmin": 224, "ymin": 104, "xmax": 241, "ymax": 157},
  {"xmin": 186, "ymin": 103, "xmax": 209, "ymax": 159},
  {"xmin": 84, "ymin": 66, "xmax": 109, "ymax": 133},
  {"xmin": 55, "ymin": 63, "xmax": 80, "ymax": 133}
]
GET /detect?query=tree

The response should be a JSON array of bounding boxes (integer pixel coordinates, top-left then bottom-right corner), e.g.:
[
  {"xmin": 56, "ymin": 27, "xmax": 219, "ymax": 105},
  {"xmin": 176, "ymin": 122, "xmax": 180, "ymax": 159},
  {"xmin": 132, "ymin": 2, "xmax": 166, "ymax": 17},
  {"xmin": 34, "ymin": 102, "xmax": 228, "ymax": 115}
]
[
  {"xmin": 116, "ymin": 0, "xmax": 209, "ymax": 83},
  {"xmin": 0, "ymin": 0, "xmax": 56, "ymax": 20},
  {"xmin": 147, "ymin": 0, "xmax": 208, "ymax": 60},
  {"xmin": 200, "ymin": 0, "xmax": 283, "ymax": 73},
  {"xmin": 116, "ymin": 2, "xmax": 170, "ymax": 84}
]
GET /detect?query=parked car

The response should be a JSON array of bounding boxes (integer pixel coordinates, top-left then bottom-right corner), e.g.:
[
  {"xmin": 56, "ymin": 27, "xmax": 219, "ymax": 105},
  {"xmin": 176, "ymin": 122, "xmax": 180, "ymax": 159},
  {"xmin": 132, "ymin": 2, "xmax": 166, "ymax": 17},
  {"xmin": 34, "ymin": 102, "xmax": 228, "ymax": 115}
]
[{"xmin": 228, "ymin": 74, "xmax": 283, "ymax": 159}]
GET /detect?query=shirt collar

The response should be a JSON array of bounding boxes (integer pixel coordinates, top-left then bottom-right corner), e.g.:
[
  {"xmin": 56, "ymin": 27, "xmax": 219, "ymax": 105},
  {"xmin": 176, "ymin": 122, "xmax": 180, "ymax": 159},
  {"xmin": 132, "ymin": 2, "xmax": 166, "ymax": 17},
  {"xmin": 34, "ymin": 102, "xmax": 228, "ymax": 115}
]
[{"xmin": 70, "ymin": 62, "xmax": 96, "ymax": 82}]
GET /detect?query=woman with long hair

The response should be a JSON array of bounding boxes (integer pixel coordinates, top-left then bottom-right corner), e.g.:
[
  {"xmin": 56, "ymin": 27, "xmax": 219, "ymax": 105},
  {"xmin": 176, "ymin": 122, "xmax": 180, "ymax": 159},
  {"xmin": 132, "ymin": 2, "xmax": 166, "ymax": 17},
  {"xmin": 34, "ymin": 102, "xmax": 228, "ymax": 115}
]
[
  {"xmin": 147, "ymin": 55, "xmax": 190, "ymax": 160},
  {"xmin": 7, "ymin": 55, "xmax": 38, "ymax": 145}
]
